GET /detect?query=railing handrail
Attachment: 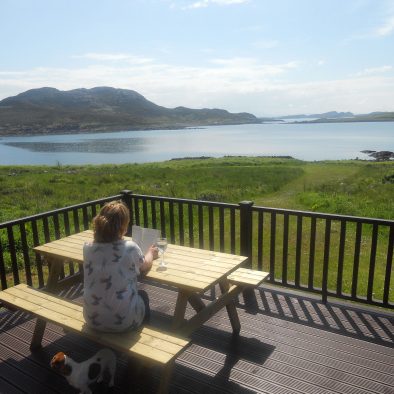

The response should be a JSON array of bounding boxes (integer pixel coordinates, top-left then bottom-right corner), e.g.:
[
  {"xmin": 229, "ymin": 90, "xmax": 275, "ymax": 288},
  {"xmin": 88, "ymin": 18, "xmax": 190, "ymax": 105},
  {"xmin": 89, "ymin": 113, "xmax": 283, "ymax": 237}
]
[
  {"xmin": 130, "ymin": 193, "xmax": 240, "ymax": 209},
  {"xmin": 252, "ymin": 205, "xmax": 394, "ymax": 226}
]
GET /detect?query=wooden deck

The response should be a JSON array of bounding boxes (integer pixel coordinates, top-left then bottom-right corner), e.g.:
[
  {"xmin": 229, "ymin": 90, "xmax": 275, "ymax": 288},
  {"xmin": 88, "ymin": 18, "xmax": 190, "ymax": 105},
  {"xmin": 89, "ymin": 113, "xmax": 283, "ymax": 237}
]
[{"xmin": 0, "ymin": 282, "xmax": 393, "ymax": 393}]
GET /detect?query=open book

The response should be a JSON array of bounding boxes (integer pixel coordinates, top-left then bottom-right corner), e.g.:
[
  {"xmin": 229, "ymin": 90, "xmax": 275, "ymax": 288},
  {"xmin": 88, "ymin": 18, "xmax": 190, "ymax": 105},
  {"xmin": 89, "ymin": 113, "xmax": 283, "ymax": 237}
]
[{"xmin": 131, "ymin": 225, "xmax": 160, "ymax": 254}]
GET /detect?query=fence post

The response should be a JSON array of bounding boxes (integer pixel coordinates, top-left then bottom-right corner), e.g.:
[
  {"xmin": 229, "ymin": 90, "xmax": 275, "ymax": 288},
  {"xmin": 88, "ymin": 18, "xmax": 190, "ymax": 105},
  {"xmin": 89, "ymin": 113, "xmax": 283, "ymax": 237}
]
[
  {"xmin": 239, "ymin": 201, "xmax": 256, "ymax": 305},
  {"xmin": 239, "ymin": 201, "xmax": 254, "ymax": 266},
  {"xmin": 120, "ymin": 190, "xmax": 133, "ymax": 236}
]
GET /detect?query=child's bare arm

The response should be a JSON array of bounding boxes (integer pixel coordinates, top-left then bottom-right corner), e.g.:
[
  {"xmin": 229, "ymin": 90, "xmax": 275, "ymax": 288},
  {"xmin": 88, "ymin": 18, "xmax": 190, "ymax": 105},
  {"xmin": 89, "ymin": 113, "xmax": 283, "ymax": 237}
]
[{"xmin": 140, "ymin": 245, "xmax": 159, "ymax": 275}]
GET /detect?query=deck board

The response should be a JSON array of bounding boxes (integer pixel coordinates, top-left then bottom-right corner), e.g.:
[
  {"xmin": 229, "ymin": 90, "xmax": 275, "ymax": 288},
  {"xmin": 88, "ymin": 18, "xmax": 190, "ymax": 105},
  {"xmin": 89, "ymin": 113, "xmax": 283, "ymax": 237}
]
[{"xmin": 0, "ymin": 283, "xmax": 393, "ymax": 394}]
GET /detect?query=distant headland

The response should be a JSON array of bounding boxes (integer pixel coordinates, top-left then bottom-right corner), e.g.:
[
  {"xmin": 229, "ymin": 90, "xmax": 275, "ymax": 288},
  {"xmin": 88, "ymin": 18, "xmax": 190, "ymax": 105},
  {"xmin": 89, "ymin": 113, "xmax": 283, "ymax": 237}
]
[
  {"xmin": 259, "ymin": 110, "xmax": 394, "ymax": 123},
  {"xmin": 0, "ymin": 87, "xmax": 259, "ymax": 136}
]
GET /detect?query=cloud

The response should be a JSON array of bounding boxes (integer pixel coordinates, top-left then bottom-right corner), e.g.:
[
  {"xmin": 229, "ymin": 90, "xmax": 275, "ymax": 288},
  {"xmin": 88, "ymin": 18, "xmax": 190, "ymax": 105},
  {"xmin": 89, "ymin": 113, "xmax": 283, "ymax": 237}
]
[
  {"xmin": 375, "ymin": 15, "xmax": 394, "ymax": 36},
  {"xmin": 354, "ymin": 65, "xmax": 393, "ymax": 76},
  {"xmin": 73, "ymin": 53, "xmax": 154, "ymax": 64},
  {"xmin": 183, "ymin": 0, "xmax": 248, "ymax": 9}
]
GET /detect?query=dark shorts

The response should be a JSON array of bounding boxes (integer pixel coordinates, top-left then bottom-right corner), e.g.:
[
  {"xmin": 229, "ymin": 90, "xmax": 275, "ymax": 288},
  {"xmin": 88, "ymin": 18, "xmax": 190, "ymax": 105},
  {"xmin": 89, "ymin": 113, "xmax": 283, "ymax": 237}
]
[{"xmin": 138, "ymin": 289, "xmax": 150, "ymax": 323}]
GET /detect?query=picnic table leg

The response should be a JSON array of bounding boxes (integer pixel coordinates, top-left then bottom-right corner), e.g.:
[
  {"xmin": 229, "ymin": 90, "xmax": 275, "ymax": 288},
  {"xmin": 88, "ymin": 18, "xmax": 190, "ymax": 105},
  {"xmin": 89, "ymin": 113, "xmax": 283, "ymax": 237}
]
[
  {"xmin": 219, "ymin": 280, "xmax": 241, "ymax": 335},
  {"xmin": 188, "ymin": 293, "xmax": 205, "ymax": 312},
  {"xmin": 30, "ymin": 257, "xmax": 62, "ymax": 350},
  {"xmin": 157, "ymin": 360, "xmax": 175, "ymax": 394},
  {"xmin": 172, "ymin": 291, "xmax": 189, "ymax": 330}
]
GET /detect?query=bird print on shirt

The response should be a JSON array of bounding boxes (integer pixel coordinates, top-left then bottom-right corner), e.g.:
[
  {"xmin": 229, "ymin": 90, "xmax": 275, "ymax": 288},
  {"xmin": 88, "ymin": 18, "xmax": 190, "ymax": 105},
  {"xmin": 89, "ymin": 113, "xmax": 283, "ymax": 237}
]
[
  {"xmin": 85, "ymin": 260, "xmax": 93, "ymax": 276},
  {"xmin": 91, "ymin": 294, "xmax": 102, "ymax": 305},
  {"xmin": 116, "ymin": 289, "xmax": 127, "ymax": 300},
  {"xmin": 112, "ymin": 253, "xmax": 122, "ymax": 263},
  {"xmin": 88, "ymin": 312, "xmax": 100, "ymax": 326},
  {"xmin": 114, "ymin": 313, "xmax": 126, "ymax": 325},
  {"xmin": 100, "ymin": 276, "xmax": 112, "ymax": 290}
]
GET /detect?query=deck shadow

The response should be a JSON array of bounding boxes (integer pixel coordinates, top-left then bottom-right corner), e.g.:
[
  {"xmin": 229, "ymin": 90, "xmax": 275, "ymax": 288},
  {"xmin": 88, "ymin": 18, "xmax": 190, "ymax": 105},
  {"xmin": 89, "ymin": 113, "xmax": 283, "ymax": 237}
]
[{"xmin": 250, "ymin": 286, "xmax": 394, "ymax": 347}]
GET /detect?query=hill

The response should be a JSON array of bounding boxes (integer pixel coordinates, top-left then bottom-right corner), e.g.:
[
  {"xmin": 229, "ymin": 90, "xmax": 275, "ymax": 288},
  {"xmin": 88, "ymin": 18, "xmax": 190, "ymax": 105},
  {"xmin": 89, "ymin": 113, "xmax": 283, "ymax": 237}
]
[
  {"xmin": 305, "ymin": 111, "xmax": 394, "ymax": 123},
  {"xmin": 260, "ymin": 110, "xmax": 394, "ymax": 123},
  {"xmin": 0, "ymin": 87, "xmax": 259, "ymax": 135},
  {"xmin": 280, "ymin": 111, "xmax": 354, "ymax": 119}
]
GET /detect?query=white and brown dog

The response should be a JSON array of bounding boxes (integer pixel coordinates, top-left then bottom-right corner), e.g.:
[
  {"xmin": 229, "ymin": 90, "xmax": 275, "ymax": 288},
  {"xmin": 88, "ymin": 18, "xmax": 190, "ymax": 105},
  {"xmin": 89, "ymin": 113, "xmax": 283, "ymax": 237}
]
[{"xmin": 50, "ymin": 348, "xmax": 116, "ymax": 394}]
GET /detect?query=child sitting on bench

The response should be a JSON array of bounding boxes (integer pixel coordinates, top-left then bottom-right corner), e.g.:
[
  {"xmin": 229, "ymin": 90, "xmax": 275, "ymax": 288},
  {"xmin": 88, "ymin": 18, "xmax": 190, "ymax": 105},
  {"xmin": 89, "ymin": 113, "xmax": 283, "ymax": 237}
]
[{"xmin": 83, "ymin": 200, "xmax": 158, "ymax": 332}]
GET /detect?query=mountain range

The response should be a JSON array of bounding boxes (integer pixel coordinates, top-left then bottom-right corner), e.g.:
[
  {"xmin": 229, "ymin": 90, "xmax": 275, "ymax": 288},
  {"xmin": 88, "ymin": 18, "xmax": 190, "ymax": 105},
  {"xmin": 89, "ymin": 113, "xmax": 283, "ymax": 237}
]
[
  {"xmin": 261, "ymin": 110, "xmax": 394, "ymax": 122},
  {"xmin": 0, "ymin": 87, "xmax": 259, "ymax": 136}
]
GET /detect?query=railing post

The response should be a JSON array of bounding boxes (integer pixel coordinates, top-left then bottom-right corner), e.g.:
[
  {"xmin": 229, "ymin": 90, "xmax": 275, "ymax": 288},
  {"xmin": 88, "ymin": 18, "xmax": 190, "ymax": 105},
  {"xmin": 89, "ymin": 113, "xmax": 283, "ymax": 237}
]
[
  {"xmin": 120, "ymin": 190, "xmax": 133, "ymax": 235},
  {"xmin": 239, "ymin": 201, "xmax": 254, "ymax": 266},
  {"xmin": 239, "ymin": 201, "xmax": 256, "ymax": 306}
]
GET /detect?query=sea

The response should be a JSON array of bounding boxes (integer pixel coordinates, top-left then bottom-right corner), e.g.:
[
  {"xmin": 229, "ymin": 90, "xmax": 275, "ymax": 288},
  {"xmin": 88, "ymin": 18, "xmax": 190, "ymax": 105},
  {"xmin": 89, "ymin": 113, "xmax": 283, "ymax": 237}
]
[{"xmin": 0, "ymin": 121, "xmax": 393, "ymax": 165}]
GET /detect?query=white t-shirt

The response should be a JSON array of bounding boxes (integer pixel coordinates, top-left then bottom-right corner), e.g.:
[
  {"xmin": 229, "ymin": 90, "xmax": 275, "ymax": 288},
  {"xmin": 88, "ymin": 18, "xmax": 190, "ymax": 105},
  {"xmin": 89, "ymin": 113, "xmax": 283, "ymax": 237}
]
[{"xmin": 83, "ymin": 239, "xmax": 145, "ymax": 332}]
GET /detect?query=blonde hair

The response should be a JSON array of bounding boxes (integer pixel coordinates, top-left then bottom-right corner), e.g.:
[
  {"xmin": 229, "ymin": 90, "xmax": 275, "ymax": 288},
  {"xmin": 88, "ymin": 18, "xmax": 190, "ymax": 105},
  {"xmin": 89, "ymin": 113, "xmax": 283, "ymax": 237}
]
[{"xmin": 93, "ymin": 200, "xmax": 130, "ymax": 243}]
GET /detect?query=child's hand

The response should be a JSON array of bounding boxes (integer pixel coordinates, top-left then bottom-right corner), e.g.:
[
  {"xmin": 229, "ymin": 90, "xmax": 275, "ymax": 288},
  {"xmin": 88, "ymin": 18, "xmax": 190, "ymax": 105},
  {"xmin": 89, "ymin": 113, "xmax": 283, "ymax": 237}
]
[{"xmin": 148, "ymin": 244, "xmax": 159, "ymax": 260}]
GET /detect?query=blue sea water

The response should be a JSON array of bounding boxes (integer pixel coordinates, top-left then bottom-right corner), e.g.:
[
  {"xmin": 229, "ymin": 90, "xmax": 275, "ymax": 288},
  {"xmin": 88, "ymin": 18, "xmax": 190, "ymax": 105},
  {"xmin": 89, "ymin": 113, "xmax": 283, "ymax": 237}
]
[{"xmin": 0, "ymin": 122, "xmax": 392, "ymax": 165}]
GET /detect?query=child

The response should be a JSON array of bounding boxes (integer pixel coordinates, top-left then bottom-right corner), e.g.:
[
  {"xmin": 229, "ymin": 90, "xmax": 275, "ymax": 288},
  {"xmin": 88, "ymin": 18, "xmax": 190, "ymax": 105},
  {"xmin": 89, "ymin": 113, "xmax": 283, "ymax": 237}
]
[{"xmin": 83, "ymin": 200, "xmax": 158, "ymax": 332}]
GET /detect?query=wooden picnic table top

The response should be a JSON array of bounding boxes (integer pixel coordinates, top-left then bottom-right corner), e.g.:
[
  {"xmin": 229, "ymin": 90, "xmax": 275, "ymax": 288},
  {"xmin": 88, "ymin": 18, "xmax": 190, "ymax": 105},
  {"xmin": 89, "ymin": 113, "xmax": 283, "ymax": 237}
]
[{"xmin": 34, "ymin": 230, "xmax": 248, "ymax": 294}]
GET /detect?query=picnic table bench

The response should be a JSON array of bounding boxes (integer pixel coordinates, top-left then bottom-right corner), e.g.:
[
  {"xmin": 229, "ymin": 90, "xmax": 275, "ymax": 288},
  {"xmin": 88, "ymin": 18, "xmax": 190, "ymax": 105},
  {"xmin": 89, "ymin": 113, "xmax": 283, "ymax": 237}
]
[{"xmin": 0, "ymin": 283, "xmax": 189, "ymax": 393}]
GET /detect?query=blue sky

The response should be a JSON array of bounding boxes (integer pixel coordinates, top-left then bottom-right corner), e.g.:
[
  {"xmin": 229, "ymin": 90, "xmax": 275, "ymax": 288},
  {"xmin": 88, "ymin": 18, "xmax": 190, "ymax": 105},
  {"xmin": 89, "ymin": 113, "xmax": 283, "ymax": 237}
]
[{"xmin": 1, "ymin": 0, "xmax": 394, "ymax": 116}]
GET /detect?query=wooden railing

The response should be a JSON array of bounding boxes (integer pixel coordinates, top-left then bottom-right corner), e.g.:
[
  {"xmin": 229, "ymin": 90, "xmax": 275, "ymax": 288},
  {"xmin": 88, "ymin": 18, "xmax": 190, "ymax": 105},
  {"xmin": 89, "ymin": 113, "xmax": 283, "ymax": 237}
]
[{"xmin": 0, "ymin": 190, "xmax": 393, "ymax": 309}]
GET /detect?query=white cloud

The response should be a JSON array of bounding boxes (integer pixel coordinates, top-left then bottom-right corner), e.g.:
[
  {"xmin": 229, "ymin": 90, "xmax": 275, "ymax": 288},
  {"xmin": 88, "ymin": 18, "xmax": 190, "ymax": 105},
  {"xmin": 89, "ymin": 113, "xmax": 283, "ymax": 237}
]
[
  {"xmin": 354, "ymin": 65, "xmax": 393, "ymax": 76},
  {"xmin": 73, "ymin": 53, "xmax": 154, "ymax": 64},
  {"xmin": 183, "ymin": 0, "xmax": 248, "ymax": 9},
  {"xmin": 375, "ymin": 16, "xmax": 394, "ymax": 36},
  {"xmin": 0, "ymin": 55, "xmax": 393, "ymax": 115}
]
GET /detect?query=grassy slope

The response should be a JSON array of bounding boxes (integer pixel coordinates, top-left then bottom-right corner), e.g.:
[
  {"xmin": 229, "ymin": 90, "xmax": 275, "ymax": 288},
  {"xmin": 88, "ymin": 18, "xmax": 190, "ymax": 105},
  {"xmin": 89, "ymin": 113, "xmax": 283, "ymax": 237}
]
[{"xmin": 1, "ymin": 157, "xmax": 393, "ymax": 222}]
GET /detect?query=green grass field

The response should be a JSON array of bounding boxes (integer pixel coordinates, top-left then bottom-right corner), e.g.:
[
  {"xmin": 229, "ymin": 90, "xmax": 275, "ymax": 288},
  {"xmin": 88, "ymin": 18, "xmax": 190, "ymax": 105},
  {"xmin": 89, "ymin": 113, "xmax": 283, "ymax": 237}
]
[{"xmin": 1, "ymin": 156, "xmax": 393, "ymax": 222}]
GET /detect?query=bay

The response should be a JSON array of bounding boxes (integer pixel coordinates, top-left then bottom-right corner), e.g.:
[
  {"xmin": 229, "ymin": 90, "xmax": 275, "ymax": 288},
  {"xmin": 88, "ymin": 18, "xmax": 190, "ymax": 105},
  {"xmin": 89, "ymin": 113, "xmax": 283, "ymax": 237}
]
[{"xmin": 0, "ymin": 122, "xmax": 393, "ymax": 165}]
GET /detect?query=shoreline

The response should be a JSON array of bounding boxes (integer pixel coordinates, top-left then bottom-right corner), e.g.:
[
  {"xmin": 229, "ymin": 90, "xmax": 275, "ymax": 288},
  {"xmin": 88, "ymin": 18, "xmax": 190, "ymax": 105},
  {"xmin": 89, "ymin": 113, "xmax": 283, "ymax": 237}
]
[{"xmin": 0, "ymin": 121, "xmax": 260, "ymax": 138}]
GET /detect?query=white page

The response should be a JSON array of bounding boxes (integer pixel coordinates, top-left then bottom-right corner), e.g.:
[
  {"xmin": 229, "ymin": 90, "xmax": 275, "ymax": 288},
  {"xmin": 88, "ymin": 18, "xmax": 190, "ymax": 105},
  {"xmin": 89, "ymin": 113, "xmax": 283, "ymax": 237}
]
[{"xmin": 131, "ymin": 225, "xmax": 160, "ymax": 254}]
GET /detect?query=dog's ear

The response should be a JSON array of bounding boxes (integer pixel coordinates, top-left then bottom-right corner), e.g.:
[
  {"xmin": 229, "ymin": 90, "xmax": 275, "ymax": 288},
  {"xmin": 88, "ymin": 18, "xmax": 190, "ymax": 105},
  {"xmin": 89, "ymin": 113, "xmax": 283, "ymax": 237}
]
[
  {"xmin": 50, "ymin": 352, "xmax": 66, "ymax": 370},
  {"xmin": 50, "ymin": 352, "xmax": 72, "ymax": 375}
]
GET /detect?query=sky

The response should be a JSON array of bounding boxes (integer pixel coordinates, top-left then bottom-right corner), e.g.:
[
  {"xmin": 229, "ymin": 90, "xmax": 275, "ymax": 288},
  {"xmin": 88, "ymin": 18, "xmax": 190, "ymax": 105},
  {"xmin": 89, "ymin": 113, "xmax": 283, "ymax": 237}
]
[{"xmin": 1, "ymin": 0, "xmax": 394, "ymax": 116}]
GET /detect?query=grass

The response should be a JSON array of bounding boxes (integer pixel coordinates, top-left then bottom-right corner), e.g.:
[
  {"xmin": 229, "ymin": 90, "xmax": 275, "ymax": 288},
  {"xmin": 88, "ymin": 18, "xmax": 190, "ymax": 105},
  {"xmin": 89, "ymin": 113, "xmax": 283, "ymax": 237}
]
[{"xmin": 1, "ymin": 157, "xmax": 393, "ymax": 221}]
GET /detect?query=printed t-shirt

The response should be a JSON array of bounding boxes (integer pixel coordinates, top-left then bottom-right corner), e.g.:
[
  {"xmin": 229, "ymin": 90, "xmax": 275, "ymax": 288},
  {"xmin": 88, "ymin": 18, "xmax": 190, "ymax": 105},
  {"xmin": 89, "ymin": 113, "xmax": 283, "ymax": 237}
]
[{"xmin": 83, "ymin": 239, "xmax": 145, "ymax": 332}]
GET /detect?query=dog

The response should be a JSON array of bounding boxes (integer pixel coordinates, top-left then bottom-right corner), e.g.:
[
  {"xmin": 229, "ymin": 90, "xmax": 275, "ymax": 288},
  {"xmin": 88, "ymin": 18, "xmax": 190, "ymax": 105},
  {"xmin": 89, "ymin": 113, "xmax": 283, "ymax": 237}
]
[{"xmin": 50, "ymin": 348, "xmax": 116, "ymax": 394}]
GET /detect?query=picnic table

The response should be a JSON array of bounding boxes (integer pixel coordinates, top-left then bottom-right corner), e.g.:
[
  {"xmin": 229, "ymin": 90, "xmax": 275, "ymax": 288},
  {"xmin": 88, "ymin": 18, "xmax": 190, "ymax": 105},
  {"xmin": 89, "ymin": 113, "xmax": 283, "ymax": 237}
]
[{"xmin": 33, "ymin": 230, "xmax": 250, "ymax": 336}]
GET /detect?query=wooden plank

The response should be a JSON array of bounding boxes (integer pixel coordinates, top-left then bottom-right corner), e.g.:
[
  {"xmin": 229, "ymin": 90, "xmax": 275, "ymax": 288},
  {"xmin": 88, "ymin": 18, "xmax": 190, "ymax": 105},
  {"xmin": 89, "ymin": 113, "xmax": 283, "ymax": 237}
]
[
  {"xmin": 228, "ymin": 268, "xmax": 269, "ymax": 287},
  {"xmin": 169, "ymin": 243, "xmax": 247, "ymax": 261},
  {"xmin": 153, "ymin": 254, "xmax": 235, "ymax": 277}
]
